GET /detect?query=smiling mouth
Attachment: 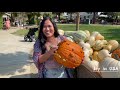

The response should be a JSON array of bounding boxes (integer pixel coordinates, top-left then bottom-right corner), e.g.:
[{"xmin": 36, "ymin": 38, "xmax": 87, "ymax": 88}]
[{"xmin": 45, "ymin": 32, "xmax": 50, "ymax": 35}]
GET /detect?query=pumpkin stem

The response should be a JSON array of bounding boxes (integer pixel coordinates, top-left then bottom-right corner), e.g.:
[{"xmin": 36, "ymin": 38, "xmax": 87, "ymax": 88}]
[
  {"xmin": 109, "ymin": 51, "xmax": 112, "ymax": 54},
  {"xmin": 114, "ymin": 54, "xmax": 120, "ymax": 61},
  {"xmin": 89, "ymin": 56, "xmax": 92, "ymax": 61}
]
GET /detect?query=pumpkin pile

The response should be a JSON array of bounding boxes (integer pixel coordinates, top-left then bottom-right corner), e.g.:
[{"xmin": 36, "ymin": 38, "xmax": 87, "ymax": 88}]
[
  {"xmin": 53, "ymin": 39, "xmax": 84, "ymax": 68},
  {"xmin": 64, "ymin": 30, "xmax": 120, "ymax": 78}
]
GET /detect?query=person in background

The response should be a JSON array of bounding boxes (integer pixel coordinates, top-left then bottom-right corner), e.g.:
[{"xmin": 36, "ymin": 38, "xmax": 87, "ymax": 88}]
[{"xmin": 5, "ymin": 18, "xmax": 10, "ymax": 30}]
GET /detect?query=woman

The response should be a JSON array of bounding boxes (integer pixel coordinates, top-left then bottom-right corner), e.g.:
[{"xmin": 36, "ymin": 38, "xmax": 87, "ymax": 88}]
[
  {"xmin": 5, "ymin": 18, "xmax": 10, "ymax": 30},
  {"xmin": 33, "ymin": 17, "xmax": 74, "ymax": 78}
]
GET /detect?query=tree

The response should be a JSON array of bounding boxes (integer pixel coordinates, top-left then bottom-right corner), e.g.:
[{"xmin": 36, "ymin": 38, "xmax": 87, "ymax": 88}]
[
  {"xmin": 0, "ymin": 12, "xmax": 4, "ymax": 29},
  {"xmin": 43, "ymin": 12, "xmax": 52, "ymax": 18},
  {"xmin": 107, "ymin": 12, "xmax": 120, "ymax": 23},
  {"xmin": 76, "ymin": 12, "xmax": 80, "ymax": 31},
  {"xmin": 92, "ymin": 12, "xmax": 98, "ymax": 24},
  {"xmin": 52, "ymin": 12, "xmax": 64, "ymax": 21},
  {"xmin": 0, "ymin": 12, "xmax": 4, "ymax": 16},
  {"xmin": 26, "ymin": 12, "xmax": 38, "ymax": 24},
  {"xmin": 11, "ymin": 12, "xmax": 18, "ymax": 22}
]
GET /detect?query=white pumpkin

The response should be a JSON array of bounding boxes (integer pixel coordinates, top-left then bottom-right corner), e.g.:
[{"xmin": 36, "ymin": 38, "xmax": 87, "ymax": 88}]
[
  {"xmin": 101, "ymin": 40, "xmax": 108, "ymax": 45},
  {"xmin": 108, "ymin": 40, "xmax": 119, "ymax": 51},
  {"xmin": 81, "ymin": 43, "xmax": 93, "ymax": 57},
  {"xmin": 69, "ymin": 33, "xmax": 84, "ymax": 43},
  {"xmin": 58, "ymin": 29, "xmax": 64, "ymax": 35},
  {"xmin": 79, "ymin": 41, "xmax": 91, "ymax": 49},
  {"xmin": 99, "ymin": 57, "xmax": 120, "ymax": 78},
  {"xmin": 89, "ymin": 48, "xmax": 93, "ymax": 56},
  {"xmin": 98, "ymin": 49, "xmax": 111, "ymax": 62},
  {"xmin": 95, "ymin": 33, "xmax": 104, "ymax": 40},
  {"xmin": 84, "ymin": 30, "xmax": 90, "ymax": 41},
  {"xmin": 92, "ymin": 40, "xmax": 104, "ymax": 51},
  {"xmin": 87, "ymin": 36, "xmax": 95, "ymax": 47},
  {"xmin": 83, "ymin": 48, "xmax": 90, "ymax": 57},
  {"xmin": 71, "ymin": 30, "xmax": 87, "ymax": 43},
  {"xmin": 91, "ymin": 31, "xmax": 99, "ymax": 37},
  {"xmin": 83, "ymin": 57, "xmax": 100, "ymax": 73},
  {"xmin": 103, "ymin": 44, "xmax": 112, "ymax": 52},
  {"xmin": 66, "ymin": 36, "xmax": 74, "ymax": 42}
]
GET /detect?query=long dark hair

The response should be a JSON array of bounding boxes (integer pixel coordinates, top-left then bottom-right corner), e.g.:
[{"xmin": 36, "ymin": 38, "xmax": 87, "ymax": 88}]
[{"xmin": 38, "ymin": 17, "xmax": 60, "ymax": 54}]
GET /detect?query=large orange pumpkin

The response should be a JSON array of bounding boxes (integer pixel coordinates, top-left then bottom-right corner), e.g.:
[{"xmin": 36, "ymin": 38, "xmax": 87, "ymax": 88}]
[
  {"xmin": 112, "ymin": 48, "xmax": 120, "ymax": 60},
  {"xmin": 53, "ymin": 39, "xmax": 84, "ymax": 68}
]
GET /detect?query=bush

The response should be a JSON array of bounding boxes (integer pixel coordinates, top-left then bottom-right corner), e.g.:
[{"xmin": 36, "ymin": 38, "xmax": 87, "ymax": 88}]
[{"xmin": 0, "ymin": 16, "xmax": 3, "ymax": 29}]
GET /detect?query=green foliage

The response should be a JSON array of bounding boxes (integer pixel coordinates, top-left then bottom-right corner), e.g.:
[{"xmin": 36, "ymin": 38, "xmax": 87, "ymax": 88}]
[
  {"xmin": 43, "ymin": 12, "xmax": 53, "ymax": 18},
  {"xmin": 26, "ymin": 12, "xmax": 41, "ymax": 25},
  {"xmin": 106, "ymin": 12, "xmax": 120, "ymax": 19},
  {"xmin": 60, "ymin": 16, "xmax": 66, "ymax": 20},
  {"xmin": 0, "ymin": 15, "xmax": 3, "ymax": 29}
]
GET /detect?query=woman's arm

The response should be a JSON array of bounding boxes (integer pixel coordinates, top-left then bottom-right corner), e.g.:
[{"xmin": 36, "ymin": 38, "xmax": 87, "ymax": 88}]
[{"xmin": 33, "ymin": 39, "xmax": 58, "ymax": 64}]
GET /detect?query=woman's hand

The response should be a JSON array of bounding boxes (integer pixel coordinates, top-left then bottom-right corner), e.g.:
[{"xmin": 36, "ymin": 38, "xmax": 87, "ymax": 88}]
[
  {"xmin": 45, "ymin": 43, "xmax": 58, "ymax": 55},
  {"xmin": 38, "ymin": 44, "xmax": 58, "ymax": 63},
  {"xmin": 48, "ymin": 45, "xmax": 58, "ymax": 55}
]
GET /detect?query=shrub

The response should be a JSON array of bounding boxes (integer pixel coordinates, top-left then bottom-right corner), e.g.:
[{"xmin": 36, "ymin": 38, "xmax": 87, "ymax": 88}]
[{"xmin": 0, "ymin": 15, "xmax": 3, "ymax": 29}]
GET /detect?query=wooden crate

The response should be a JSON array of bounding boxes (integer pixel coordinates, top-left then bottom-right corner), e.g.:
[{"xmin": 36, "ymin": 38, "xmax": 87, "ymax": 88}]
[{"xmin": 76, "ymin": 64, "xmax": 102, "ymax": 78}]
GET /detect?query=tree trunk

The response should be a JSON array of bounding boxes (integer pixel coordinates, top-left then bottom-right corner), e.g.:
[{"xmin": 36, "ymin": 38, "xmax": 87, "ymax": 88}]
[
  {"xmin": 10, "ymin": 13, "xmax": 15, "ymax": 26},
  {"xmin": 92, "ymin": 12, "xmax": 96, "ymax": 24},
  {"xmin": 76, "ymin": 12, "xmax": 80, "ymax": 31},
  {"xmin": 58, "ymin": 13, "xmax": 61, "ymax": 21}
]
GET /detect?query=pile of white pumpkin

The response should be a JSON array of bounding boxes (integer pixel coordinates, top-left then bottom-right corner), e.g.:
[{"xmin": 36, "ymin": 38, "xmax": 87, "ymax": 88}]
[{"xmin": 58, "ymin": 29, "xmax": 120, "ymax": 78}]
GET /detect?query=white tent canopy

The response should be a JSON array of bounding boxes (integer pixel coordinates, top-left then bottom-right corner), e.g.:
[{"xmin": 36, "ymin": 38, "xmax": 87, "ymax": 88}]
[{"xmin": 98, "ymin": 15, "xmax": 108, "ymax": 18}]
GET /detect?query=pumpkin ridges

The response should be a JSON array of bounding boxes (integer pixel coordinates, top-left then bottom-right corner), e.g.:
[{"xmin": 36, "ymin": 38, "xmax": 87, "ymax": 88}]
[
  {"xmin": 58, "ymin": 47, "xmax": 84, "ymax": 60},
  {"xmin": 54, "ymin": 54, "xmax": 79, "ymax": 68},
  {"xmin": 108, "ymin": 40, "xmax": 119, "ymax": 51},
  {"xmin": 54, "ymin": 39, "xmax": 84, "ymax": 68},
  {"xmin": 54, "ymin": 53, "xmax": 76, "ymax": 68},
  {"xmin": 58, "ymin": 40, "xmax": 84, "ymax": 57},
  {"xmin": 56, "ymin": 49, "xmax": 82, "ymax": 67}
]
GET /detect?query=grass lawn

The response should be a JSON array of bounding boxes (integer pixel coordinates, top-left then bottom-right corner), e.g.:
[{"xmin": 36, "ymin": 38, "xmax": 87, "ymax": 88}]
[{"xmin": 12, "ymin": 24, "xmax": 120, "ymax": 43}]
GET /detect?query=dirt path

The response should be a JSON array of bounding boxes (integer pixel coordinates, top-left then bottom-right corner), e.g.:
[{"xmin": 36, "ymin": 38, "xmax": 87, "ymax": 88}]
[{"xmin": 0, "ymin": 27, "xmax": 38, "ymax": 78}]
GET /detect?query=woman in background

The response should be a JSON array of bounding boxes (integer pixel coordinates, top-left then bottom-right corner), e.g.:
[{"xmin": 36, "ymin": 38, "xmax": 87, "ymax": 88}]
[{"xmin": 5, "ymin": 18, "xmax": 10, "ymax": 30}]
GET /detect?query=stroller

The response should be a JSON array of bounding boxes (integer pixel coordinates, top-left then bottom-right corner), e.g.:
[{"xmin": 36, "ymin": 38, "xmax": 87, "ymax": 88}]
[{"xmin": 24, "ymin": 27, "xmax": 38, "ymax": 42}]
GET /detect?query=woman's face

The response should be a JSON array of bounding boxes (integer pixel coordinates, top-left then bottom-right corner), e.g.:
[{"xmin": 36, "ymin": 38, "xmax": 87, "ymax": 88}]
[{"xmin": 43, "ymin": 19, "xmax": 55, "ymax": 38}]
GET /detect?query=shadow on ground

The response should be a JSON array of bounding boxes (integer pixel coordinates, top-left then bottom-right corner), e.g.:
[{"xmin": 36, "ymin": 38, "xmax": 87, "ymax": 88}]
[
  {"xmin": 19, "ymin": 39, "xmax": 36, "ymax": 42},
  {"xmin": 10, "ymin": 73, "xmax": 38, "ymax": 78},
  {"xmin": 0, "ymin": 52, "xmax": 32, "ymax": 76},
  {"xmin": 19, "ymin": 40, "xmax": 27, "ymax": 42}
]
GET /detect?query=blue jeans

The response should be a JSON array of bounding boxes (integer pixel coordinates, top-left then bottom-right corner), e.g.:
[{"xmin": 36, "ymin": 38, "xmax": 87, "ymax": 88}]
[{"xmin": 43, "ymin": 67, "xmax": 68, "ymax": 78}]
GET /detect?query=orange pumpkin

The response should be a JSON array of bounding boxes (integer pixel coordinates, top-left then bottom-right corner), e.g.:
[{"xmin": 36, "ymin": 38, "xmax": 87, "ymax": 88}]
[
  {"xmin": 54, "ymin": 39, "xmax": 84, "ymax": 68},
  {"xmin": 112, "ymin": 49, "xmax": 120, "ymax": 60}
]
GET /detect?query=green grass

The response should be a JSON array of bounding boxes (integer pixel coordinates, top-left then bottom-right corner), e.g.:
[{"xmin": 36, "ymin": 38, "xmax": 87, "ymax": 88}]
[
  {"xmin": 12, "ymin": 24, "xmax": 120, "ymax": 43},
  {"xmin": 12, "ymin": 29, "xmax": 38, "ymax": 38},
  {"xmin": 12, "ymin": 29, "xmax": 28, "ymax": 36},
  {"xmin": 57, "ymin": 24, "xmax": 120, "ymax": 43}
]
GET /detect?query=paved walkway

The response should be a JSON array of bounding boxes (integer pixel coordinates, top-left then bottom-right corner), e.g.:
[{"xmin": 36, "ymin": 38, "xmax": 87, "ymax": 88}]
[{"xmin": 0, "ymin": 27, "xmax": 38, "ymax": 78}]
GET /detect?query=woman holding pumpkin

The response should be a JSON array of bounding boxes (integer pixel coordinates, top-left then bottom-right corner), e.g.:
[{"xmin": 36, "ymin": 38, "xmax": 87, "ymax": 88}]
[{"xmin": 33, "ymin": 17, "xmax": 74, "ymax": 78}]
